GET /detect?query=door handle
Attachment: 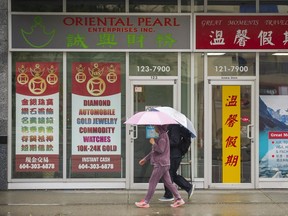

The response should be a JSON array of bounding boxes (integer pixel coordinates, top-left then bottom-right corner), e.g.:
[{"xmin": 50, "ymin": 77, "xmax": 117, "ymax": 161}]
[
  {"xmin": 247, "ymin": 124, "xmax": 254, "ymax": 139},
  {"xmin": 129, "ymin": 125, "xmax": 138, "ymax": 139}
]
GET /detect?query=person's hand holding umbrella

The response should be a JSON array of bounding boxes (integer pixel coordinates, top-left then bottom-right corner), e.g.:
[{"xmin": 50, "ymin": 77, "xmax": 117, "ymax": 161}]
[{"xmin": 149, "ymin": 138, "xmax": 155, "ymax": 145}]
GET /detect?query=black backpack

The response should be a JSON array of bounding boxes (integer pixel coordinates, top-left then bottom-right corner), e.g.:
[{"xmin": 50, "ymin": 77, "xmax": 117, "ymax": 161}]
[{"xmin": 179, "ymin": 127, "xmax": 191, "ymax": 156}]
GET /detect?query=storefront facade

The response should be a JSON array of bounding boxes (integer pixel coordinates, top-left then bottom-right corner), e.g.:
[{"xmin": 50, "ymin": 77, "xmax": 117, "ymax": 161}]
[{"xmin": 1, "ymin": 0, "xmax": 288, "ymax": 190}]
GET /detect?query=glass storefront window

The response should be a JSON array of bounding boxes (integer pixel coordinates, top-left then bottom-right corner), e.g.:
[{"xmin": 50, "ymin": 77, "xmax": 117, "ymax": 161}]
[
  {"xmin": 12, "ymin": 52, "xmax": 63, "ymax": 178},
  {"xmin": 211, "ymin": 84, "xmax": 252, "ymax": 183},
  {"xmin": 67, "ymin": 0, "xmax": 125, "ymax": 12},
  {"xmin": 207, "ymin": 53, "xmax": 256, "ymax": 77},
  {"xmin": 11, "ymin": 0, "xmax": 63, "ymax": 12},
  {"xmin": 194, "ymin": 53, "xmax": 204, "ymax": 178},
  {"xmin": 207, "ymin": 0, "xmax": 256, "ymax": 13},
  {"xmin": 182, "ymin": 0, "xmax": 192, "ymax": 12},
  {"xmin": 66, "ymin": 53, "xmax": 126, "ymax": 178},
  {"xmin": 259, "ymin": 53, "xmax": 288, "ymax": 179},
  {"xmin": 260, "ymin": 0, "xmax": 288, "ymax": 13},
  {"xmin": 129, "ymin": 53, "xmax": 178, "ymax": 76},
  {"xmin": 180, "ymin": 53, "xmax": 194, "ymax": 179},
  {"xmin": 194, "ymin": 0, "xmax": 204, "ymax": 12},
  {"xmin": 129, "ymin": 0, "xmax": 177, "ymax": 13},
  {"xmin": 260, "ymin": 53, "xmax": 288, "ymax": 95}
]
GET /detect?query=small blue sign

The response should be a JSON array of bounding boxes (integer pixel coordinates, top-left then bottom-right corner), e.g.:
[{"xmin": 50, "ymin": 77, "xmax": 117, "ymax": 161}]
[{"xmin": 146, "ymin": 126, "xmax": 158, "ymax": 139}]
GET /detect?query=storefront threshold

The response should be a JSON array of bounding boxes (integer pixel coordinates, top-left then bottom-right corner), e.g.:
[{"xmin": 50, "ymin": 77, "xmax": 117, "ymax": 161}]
[{"xmin": 8, "ymin": 182, "xmax": 126, "ymax": 190}]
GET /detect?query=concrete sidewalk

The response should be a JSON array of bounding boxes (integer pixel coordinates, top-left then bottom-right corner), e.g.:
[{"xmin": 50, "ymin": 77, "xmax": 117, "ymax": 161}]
[{"xmin": 1, "ymin": 189, "xmax": 288, "ymax": 216}]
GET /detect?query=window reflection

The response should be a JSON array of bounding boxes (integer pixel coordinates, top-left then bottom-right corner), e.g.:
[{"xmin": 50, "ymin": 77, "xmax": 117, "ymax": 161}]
[
  {"xmin": 194, "ymin": 53, "xmax": 205, "ymax": 178},
  {"xmin": 11, "ymin": 0, "xmax": 62, "ymax": 12},
  {"xmin": 207, "ymin": 0, "xmax": 256, "ymax": 13},
  {"xmin": 182, "ymin": 0, "xmax": 192, "ymax": 12},
  {"xmin": 67, "ymin": 0, "xmax": 125, "ymax": 12},
  {"xmin": 129, "ymin": 0, "xmax": 177, "ymax": 13},
  {"xmin": 260, "ymin": 53, "xmax": 288, "ymax": 95},
  {"xmin": 194, "ymin": 0, "xmax": 204, "ymax": 12},
  {"xmin": 260, "ymin": 0, "xmax": 288, "ymax": 13}
]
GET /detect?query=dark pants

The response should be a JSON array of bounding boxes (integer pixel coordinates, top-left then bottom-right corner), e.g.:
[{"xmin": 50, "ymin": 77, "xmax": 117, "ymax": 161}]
[{"xmin": 164, "ymin": 157, "xmax": 192, "ymax": 198}]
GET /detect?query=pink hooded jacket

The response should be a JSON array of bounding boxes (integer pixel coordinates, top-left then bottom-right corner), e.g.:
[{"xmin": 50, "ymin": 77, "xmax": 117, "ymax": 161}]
[{"xmin": 143, "ymin": 125, "xmax": 170, "ymax": 167}]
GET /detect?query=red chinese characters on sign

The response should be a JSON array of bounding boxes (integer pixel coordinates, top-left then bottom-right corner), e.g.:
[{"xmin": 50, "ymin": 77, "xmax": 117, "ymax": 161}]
[
  {"xmin": 196, "ymin": 15, "xmax": 288, "ymax": 50},
  {"xmin": 226, "ymin": 95, "xmax": 238, "ymax": 107},
  {"xmin": 222, "ymin": 86, "xmax": 241, "ymax": 182},
  {"xmin": 225, "ymin": 136, "xmax": 238, "ymax": 148},
  {"xmin": 225, "ymin": 155, "xmax": 239, "ymax": 167},
  {"xmin": 225, "ymin": 114, "xmax": 238, "ymax": 127}
]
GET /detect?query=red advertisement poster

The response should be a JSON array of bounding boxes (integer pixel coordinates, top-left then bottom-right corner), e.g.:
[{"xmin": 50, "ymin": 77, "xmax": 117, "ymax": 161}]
[
  {"xmin": 15, "ymin": 62, "xmax": 60, "ymax": 172},
  {"xmin": 195, "ymin": 15, "xmax": 288, "ymax": 50},
  {"xmin": 71, "ymin": 62, "xmax": 121, "ymax": 173}
]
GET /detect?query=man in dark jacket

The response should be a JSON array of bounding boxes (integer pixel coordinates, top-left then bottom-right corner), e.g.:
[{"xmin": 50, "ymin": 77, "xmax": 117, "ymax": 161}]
[{"xmin": 159, "ymin": 124, "xmax": 195, "ymax": 201}]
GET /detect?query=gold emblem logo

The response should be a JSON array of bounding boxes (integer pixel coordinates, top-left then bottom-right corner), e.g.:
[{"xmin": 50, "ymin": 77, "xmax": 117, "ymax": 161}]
[
  {"xmin": 106, "ymin": 64, "xmax": 117, "ymax": 83},
  {"xmin": 87, "ymin": 63, "xmax": 106, "ymax": 96},
  {"xmin": 17, "ymin": 64, "xmax": 29, "ymax": 85},
  {"xmin": 46, "ymin": 65, "xmax": 58, "ymax": 85},
  {"xmin": 75, "ymin": 64, "xmax": 86, "ymax": 83},
  {"xmin": 29, "ymin": 64, "xmax": 47, "ymax": 95}
]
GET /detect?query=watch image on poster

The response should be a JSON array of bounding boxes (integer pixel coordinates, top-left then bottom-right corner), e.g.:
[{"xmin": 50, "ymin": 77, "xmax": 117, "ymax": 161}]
[
  {"xmin": 71, "ymin": 62, "xmax": 121, "ymax": 173},
  {"xmin": 259, "ymin": 95, "xmax": 288, "ymax": 178}
]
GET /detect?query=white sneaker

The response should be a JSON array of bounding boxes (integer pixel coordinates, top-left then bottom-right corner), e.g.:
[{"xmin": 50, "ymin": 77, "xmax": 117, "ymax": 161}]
[{"xmin": 170, "ymin": 199, "xmax": 185, "ymax": 208}]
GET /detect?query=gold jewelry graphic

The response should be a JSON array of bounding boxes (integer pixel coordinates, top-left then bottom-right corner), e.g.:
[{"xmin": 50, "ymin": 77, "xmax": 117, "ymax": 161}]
[
  {"xmin": 46, "ymin": 65, "xmax": 58, "ymax": 85},
  {"xmin": 86, "ymin": 78, "xmax": 106, "ymax": 96},
  {"xmin": 17, "ymin": 64, "xmax": 29, "ymax": 85},
  {"xmin": 106, "ymin": 64, "xmax": 117, "ymax": 83},
  {"xmin": 87, "ymin": 63, "xmax": 106, "ymax": 96},
  {"xmin": 29, "ymin": 64, "xmax": 47, "ymax": 95},
  {"xmin": 75, "ymin": 64, "xmax": 86, "ymax": 83}
]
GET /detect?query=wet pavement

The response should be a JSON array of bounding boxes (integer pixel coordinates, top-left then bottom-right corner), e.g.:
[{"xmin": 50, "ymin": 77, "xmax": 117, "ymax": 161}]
[{"xmin": 1, "ymin": 189, "xmax": 288, "ymax": 216}]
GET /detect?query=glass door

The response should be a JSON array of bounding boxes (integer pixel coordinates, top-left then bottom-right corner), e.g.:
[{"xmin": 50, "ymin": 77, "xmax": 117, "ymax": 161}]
[
  {"xmin": 128, "ymin": 80, "xmax": 176, "ymax": 189},
  {"xmin": 207, "ymin": 80, "xmax": 255, "ymax": 188}
]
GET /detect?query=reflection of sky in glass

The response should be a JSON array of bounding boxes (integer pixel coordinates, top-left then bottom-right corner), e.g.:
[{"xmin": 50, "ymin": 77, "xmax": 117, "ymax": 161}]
[{"xmin": 260, "ymin": 95, "xmax": 288, "ymax": 112}]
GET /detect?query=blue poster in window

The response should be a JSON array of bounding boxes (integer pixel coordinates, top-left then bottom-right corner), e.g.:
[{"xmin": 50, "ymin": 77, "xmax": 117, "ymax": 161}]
[
  {"xmin": 146, "ymin": 126, "xmax": 158, "ymax": 139},
  {"xmin": 259, "ymin": 96, "xmax": 288, "ymax": 178}
]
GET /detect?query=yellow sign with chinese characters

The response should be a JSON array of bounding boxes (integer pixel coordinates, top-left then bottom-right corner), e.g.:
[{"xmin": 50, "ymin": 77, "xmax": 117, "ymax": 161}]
[{"xmin": 222, "ymin": 86, "xmax": 241, "ymax": 183}]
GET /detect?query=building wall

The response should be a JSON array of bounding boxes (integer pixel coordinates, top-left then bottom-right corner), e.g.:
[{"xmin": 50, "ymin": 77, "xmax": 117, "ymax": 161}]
[{"xmin": 0, "ymin": 0, "xmax": 8, "ymax": 190}]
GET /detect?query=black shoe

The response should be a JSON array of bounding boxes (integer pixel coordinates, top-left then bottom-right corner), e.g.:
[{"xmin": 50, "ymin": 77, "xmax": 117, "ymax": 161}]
[{"xmin": 188, "ymin": 184, "xmax": 195, "ymax": 199}]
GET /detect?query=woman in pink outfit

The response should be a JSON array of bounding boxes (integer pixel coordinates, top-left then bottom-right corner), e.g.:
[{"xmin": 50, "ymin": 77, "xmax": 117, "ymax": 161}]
[{"xmin": 135, "ymin": 125, "xmax": 185, "ymax": 208}]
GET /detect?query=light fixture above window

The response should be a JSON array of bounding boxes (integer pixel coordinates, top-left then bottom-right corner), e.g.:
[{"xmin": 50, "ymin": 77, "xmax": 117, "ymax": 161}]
[
  {"xmin": 207, "ymin": 53, "xmax": 226, "ymax": 56},
  {"xmin": 272, "ymin": 53, "xmax": 288, "ymax": 56}
]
